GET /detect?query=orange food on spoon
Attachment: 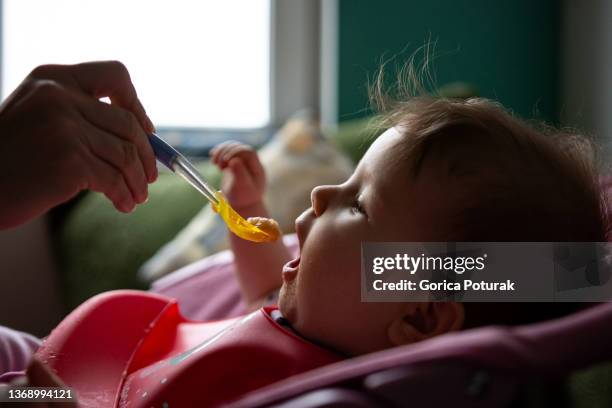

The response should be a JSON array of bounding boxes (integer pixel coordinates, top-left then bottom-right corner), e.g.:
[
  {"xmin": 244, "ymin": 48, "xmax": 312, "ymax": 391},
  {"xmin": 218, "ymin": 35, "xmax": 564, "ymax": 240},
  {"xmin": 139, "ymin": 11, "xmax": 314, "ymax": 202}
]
[{"xmin": 212, "ymin": 191, "xmax": 280, "ymax": 243}]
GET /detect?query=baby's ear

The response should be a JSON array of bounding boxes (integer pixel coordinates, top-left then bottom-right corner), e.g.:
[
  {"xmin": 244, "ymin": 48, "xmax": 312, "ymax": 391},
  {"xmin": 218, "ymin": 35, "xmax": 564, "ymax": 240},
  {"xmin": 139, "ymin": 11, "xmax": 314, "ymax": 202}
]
[{"xmin": 387, "ymin": 302, "xmax": 464, "ymax": 346}]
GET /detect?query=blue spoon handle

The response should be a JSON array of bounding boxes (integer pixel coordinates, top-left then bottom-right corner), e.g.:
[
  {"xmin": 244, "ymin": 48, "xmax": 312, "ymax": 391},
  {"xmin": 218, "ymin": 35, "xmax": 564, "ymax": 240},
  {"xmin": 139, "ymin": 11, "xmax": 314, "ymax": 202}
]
[
  {"xmin": 148, "ymin": 133, "xmax": 180, "ymax": 169},
  {"xmin": 147, "ymin": 133, "xmax": 219, "ymax": 205}
]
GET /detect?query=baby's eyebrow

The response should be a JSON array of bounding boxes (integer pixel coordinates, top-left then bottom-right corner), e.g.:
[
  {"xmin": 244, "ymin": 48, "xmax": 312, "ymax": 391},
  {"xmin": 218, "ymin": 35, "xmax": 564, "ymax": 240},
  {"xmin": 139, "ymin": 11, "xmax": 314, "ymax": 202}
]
[{"xmin": 358, "ymin": 175, "xmax": 383, "ymax": 215}]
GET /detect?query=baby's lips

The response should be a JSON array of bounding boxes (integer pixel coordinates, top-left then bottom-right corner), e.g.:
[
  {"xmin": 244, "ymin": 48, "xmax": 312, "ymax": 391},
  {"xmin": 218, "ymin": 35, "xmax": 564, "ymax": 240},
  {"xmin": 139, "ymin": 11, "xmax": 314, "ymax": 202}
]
[{"xmin": 282, "ymin": 256, "xmax": 300, "ymax": 282}]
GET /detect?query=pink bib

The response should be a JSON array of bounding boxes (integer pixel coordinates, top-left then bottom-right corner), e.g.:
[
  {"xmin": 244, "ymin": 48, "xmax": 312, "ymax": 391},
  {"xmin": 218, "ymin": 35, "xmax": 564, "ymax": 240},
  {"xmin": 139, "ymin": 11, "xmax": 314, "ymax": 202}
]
[{"xmin": 36, "ymin": 290, "xmax": 341, "ymax": 407}]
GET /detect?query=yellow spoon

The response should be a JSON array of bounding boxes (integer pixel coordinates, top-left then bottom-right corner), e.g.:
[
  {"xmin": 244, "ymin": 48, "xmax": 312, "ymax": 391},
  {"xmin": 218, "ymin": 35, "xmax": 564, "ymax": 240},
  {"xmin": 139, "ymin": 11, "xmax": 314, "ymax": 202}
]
[{"xmin": 149, "ymin": 133, "xmax": 279, "ymax": 243}]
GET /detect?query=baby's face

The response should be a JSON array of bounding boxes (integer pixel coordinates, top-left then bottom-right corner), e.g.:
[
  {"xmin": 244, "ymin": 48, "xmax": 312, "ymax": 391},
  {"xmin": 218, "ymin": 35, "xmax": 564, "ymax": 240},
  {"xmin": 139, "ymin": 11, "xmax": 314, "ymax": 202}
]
[{"xmin": 279, "ymin": 128, "xmax": 451, "ymax": 355}]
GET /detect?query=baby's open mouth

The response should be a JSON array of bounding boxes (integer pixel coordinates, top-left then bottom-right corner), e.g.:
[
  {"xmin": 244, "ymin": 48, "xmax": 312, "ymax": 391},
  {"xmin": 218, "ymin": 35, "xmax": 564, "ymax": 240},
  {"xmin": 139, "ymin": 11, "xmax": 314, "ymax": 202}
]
[{"xmin": 282, "ymin": 256, "xmax": 300, "ymax": 281}]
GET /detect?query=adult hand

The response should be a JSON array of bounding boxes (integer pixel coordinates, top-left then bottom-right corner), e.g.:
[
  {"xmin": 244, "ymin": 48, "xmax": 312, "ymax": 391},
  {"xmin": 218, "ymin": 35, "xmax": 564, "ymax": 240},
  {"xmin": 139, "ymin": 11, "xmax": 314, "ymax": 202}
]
[
  {"xmin": 0, "ymin": 357, "xmax": 78, "ymax": 407},
  {"xmin": 0, "ymin": 61, "xmax": 158, "ymax": 229}
]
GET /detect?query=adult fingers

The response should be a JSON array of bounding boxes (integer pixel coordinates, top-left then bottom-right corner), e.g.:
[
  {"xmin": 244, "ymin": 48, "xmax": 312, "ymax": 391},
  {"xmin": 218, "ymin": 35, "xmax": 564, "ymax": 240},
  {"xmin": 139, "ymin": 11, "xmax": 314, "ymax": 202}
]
[
  {"xmin": 29, "ymin": 61, "xmax": 155, "ymax": 134},
  {"xmin": 83, "ymin": 149, "xmax": 136, "ymax": 212},
  {"xmin": 80, "ymin": 120, "xmax": 148, "ymax": 204},
  {"xmin": 26, "ymin": 358, "xmax": 78, "ymax": 408},
  {"xmin": 26, "ymin": 358, "xmax": 64, "ymax": 387},
  {"xmin": 70, "ymin": 61, "xmax": 154, "ymax": 133},
  {"xmin": 74, "ymin": 91, "xmax": 157, "ymax": 182}
]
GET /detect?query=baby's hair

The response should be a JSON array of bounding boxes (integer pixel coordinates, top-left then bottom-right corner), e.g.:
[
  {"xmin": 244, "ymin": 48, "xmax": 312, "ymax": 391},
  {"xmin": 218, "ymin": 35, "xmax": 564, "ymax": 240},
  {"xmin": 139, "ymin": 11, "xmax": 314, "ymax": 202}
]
[
  {"xmin": 369, "ymin": 59, "xmax": 609, "ymax": 243},
  {"xmin": 369, "ymin": 57, "xmax": 610, "ymax": 327}
]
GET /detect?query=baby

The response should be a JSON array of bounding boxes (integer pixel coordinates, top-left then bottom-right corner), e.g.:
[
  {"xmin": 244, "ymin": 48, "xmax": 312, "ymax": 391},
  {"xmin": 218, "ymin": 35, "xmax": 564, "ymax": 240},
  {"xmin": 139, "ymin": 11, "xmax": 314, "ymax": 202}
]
[
  {"xmin": 211, "ymin": 96, "xmax": 608, "ymax": 356},
  {"xmin": 7, "ymin": 95, "xmax": 606, "ymax": 407}
]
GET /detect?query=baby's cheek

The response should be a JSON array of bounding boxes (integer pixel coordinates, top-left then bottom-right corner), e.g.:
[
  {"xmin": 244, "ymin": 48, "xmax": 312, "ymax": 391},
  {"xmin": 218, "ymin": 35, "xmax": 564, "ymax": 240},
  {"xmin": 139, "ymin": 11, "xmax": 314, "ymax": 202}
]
[{"xmin": 307, "ymin": 264, "xmax": 361, "ymax": 317}]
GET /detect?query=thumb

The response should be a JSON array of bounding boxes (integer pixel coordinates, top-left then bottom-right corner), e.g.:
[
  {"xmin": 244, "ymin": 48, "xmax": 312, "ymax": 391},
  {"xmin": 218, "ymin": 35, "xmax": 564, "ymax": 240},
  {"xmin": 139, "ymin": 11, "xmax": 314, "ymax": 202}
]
[
  {"xmin": 24, "ymin": 358, "xmax": 78, "ymax": 407},
  {"xmin": 26, "ymin": 358, "xmax": 64, "ymax": 387},
  {"xmin": 70, "ymin": 61, "xmax": 155, "ymax": 133}
]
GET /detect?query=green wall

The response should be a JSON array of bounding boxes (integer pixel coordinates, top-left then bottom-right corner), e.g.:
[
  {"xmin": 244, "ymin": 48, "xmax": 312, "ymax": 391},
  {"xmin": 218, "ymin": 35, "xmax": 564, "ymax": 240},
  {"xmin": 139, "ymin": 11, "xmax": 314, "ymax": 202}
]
[{"xmin": 338, "ymin": 0, "xmax": 561, "ymax": 124}]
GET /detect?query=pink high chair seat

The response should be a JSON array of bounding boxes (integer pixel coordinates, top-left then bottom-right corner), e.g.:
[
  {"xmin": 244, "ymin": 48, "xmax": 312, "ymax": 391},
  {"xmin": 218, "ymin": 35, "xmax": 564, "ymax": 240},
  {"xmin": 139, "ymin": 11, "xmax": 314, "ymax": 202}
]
[{"xmin": 151, "ymin": 234, "xmax": 612, "ymax": 407}]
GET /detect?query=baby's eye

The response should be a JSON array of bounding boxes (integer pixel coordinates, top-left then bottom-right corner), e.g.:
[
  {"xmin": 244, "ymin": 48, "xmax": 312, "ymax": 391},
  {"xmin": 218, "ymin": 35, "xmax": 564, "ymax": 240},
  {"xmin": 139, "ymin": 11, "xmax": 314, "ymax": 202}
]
[{"xmin": 351, "ymin": 197, "xmax": 366, "ymax": 215}]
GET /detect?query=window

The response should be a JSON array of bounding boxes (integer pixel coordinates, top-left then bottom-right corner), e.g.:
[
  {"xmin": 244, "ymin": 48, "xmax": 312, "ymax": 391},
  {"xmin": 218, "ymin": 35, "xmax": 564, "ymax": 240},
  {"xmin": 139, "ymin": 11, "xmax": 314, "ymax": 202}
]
[{"xmin": 2, "ymin": 0, "xmax": 270, "ymax": 129}]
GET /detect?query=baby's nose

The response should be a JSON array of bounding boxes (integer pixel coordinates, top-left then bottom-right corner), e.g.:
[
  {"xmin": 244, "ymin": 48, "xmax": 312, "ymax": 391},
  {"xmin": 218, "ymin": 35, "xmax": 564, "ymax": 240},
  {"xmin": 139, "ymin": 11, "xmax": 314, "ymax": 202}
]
[{"xmin": 311, "ymin": 185, "xmax": 334, "ymax": 216}]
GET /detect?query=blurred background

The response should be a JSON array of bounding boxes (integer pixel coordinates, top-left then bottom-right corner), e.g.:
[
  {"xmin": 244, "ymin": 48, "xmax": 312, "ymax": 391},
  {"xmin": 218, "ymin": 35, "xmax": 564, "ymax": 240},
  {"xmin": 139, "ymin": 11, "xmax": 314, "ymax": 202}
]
[{"xmin": 0, "ymin": 0, "xmax": 610, "ymax": 336}]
